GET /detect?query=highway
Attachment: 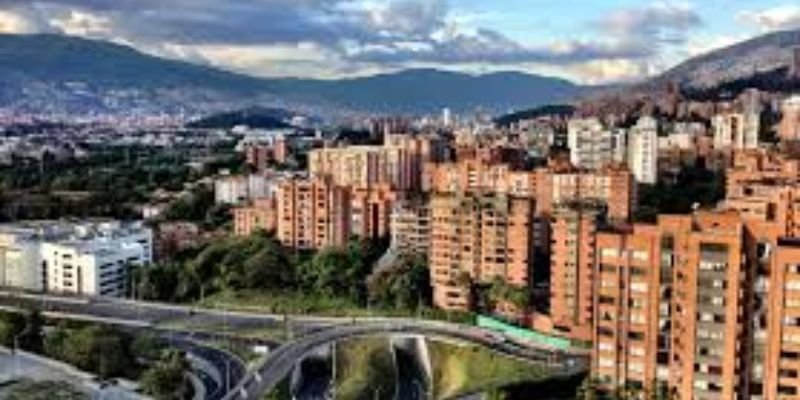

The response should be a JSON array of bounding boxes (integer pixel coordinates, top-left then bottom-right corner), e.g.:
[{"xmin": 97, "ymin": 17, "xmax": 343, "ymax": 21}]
[
  {"xmin": 394, "ymin": 347, "xmax": 427, "ymax": 400},
  {"xmin": 225, "ymin": 321, "xmax": 589, "ymax": 400},
  {"xmin": 170, "ymin": 338, "xmax": 247, "ymax": 400},
  {"xmin": 0, "ymin": 290, "xmax": 590, "ymax": 400}
]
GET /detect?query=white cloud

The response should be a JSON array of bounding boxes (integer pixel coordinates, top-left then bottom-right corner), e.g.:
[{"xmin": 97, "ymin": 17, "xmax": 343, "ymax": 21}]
[
  {"xmin": 49, "ymin": 10, "xmax": 111, "ymax": 36},
  {"xmin": 0, "ymin": 9, "xmax": 40, "ymax": 33},
  {"xmin": 737, "ymin": 5, "xmax": 800, "ymax": 32},
  {"xmin": 562, "ymin": 59, "xmax": 651, "ymax": 85},
  {"xmin": 0, "ymin": 0, "xmax": 715, "ymax": 84}
]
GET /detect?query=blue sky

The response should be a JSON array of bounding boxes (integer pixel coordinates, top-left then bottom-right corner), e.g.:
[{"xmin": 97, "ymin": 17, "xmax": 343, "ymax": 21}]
[{"xmin": 0, "ymin": 0, "xmax": 798, "ymax": 83}]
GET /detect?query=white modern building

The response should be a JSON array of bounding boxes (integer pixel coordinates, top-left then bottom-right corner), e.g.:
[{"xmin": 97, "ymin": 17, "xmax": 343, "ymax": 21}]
[
  {"xmin": 0, "ymin": 221, "xmax": 152, "ymax": 297},
  {"xmin": 712, "ymin": 112, "xmax": 760, "ymax": 150},
  {"xmin": 567, "ymin": 118, "xmax": 622, "ymax": 170},
  {"xmin": 628, "ymin": 116, "xmax": 659, "ymax": 184},
  {"xmin": 0, "ymin": 230, "xmax": 44, "ymax": 291},
  {"xmin": 214, "ymin": 173, "xmax": 275, "ymax": 205}
]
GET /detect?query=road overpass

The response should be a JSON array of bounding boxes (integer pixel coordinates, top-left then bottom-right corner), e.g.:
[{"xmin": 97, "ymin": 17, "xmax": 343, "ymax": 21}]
[
  {"xmin": 0, "ymin": 290, "xmax": 590, "ymax": 400},
  {"xmin": 225, "ymin": 321, "xmax": 588, "ymax": 400}
]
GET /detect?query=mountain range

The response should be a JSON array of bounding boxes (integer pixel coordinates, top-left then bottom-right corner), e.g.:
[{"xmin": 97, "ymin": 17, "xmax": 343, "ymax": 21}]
[
  {"xmin": 0, "ymin": 29, "xmax": 798, "ymax": 119},
  {"xmin": 652, "ymin": 29, "xmax": 800, "ymax": 90},
  {"xmin": 0, "ymin": 34, "xmax": 581, "ymax": 117}
]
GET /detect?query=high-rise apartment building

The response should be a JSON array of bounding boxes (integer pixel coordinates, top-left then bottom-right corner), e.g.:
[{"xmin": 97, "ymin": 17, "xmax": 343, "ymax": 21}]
[
  {"xmin": 779, "ymin": 96, "xmax": 800, "ymax": 142},
  {"xmin": 593, "ymin": 224, "xmax": 663, "ymax": 393},
  {"xmin": 276, "ymin": 177, "xmax": 351, "ymax": 250},
  {"xmin": 726, "ymin": 150, "xmax": 800, "ymax": 198},
  {"xmin": 429, "ymin": 193, "xmax": 534, "ymax": 311},
  {"xmin": 541, "ymin": 164, "xmax": 635, "ymax": 223},
  {"xmin": 550, "ymin": 200, "xmax": 607, "ymax": 340},
  {"xmin": 351, "ymin": 185, "xmax": 398, "ymax": 241},
  {"xmin": 424, "ymin": 159, "xmax": 634, "ymax": 223},
  {"xmin": 590, "ymin": 211, "xmax": 767, "ymax": 400},
  {"xmin": 214, "ymin": 173, "xmax": 276, "ymax": 205},
  {"xmin": 568, "ymin": 118, "xmax": 621, "ymax": 170},
  {"xmin": 628, "ymin": 116, "xmax": 659, "ymax": 184},
  {"xmin": 390, "ymin": 198, "xmax": 431, "ymax": 256},
  {"xmin": 422, "ymin": 159, "xmax": 537, "ymax": 197},
  {"xmin": 712, "ymin": 112, "xmax": 760, "ymax": 150},
  {"xmin": 764, "ymin": 238, "xmax": 800, "ymax": 399},
  {"xmin": 309, "ymin": 134, "xmax": 444, "ymax": 191},
  {"xmin": 233, "ymin": 197, "xmax": 277, "ymax": 236},
  {"xmin": 662, "ymin": 212, "xmax": 749, "ymax": 400}
]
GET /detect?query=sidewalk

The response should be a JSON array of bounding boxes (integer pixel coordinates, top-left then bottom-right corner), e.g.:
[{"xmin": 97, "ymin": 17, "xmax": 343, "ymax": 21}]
[{"xmin": 0, "ymin": 347, "xmax": 146, "ymax": 400}]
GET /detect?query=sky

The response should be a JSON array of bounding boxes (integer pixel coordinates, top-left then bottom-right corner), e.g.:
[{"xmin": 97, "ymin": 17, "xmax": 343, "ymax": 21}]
[{"xmin": 0, "ymin": 0, "xmax": 798, "ymax": 84}]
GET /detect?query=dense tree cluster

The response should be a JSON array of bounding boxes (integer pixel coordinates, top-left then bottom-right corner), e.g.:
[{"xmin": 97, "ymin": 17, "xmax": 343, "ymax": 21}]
[
  {"xmin": 635, "ymin": 165, "xmax": 725, "ymax": 223},
  {"xmin": 44, "ymin": 323, "xmax": 140, "ymax": 379},
  {"xmin": 160, "ymin": 185, "xmax": 231, "ymax": 229},
  {"xmin": 367, "ymin": 254, "xmax": 431, "ymax": 310},
  {"xmin": 139, "ymin": 350, "xmax": 194, "ymax": 400},
  {"xmin": 2, "ymin": 309, "xmax": 193, "ymax": 398},
  {"xmin": 135, "ymin": 232, "xmax": 398, "ymax": 309},
  {"xmin": 0, "ymin": 144, "xmax": 238, "ymax": 221}
]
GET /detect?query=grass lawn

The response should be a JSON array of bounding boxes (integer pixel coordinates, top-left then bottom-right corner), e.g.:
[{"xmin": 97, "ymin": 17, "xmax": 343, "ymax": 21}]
[
  {"xmin": 198, "ymin": 289, "xmax": 368, "ymax": 317},
  {"xmin": 263, "ymin": 378, "xmax": 292, "ymax": 400},
  {"xmin": 334, "ymin": 338, "xmax": 397, "ymax": 400},
  {"xmin": 197, "ymin": 289, "xmax": 476, "ymax": 323},
  {"xmin": 428, "ymin": 340, "xmax": 551, "ymax": 399},
  {"xmin": 0, "ymin": 380, "xmax": 88, "ymax": 400},
  {"xmin": 155, "ymin": 315, "xmax": 289, "ymax": 342}
]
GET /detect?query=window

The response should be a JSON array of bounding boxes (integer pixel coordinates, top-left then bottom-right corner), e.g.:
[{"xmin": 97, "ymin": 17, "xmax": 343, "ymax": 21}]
[{"xmin": 601, "ymin": 248, "xmax": 619, "ymax": 258}]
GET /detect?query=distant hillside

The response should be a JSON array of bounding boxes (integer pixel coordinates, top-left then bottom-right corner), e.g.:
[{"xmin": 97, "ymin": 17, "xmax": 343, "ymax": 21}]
[
  {"xmin": 273, "ymin": 69, "xmax": 583, "ymax": 114},
  {"xmin": 495, "ymin": 104, "xmax": 575, "ymax": 127},
  {"xmin": 651, "ymin": 28, "xmax": 800, "ymax": 89},
  {"xmin": 186, "ymin": 107, "xmax": 294, "ymax": 129},
  {"xmin": 0, "ymin": 34, "xmax": 279, "ymax": 116},
  {"xmin": 0, "ymin": 34, "xmax": 587, "ymax": 117}
]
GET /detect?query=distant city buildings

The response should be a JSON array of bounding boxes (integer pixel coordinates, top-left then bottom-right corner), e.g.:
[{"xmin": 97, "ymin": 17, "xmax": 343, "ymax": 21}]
[
  {"xmin": 779, "ymin": 96, "xmax": 800, "ymax": 142},
  {"xmin": 628, "ymin": 116, "xmax": 659, "ymax": 184},
  {"xmin": 308, "ymin": 134, "xmax": 445, "ymax": 191},
  {"xmin": 712, "ymin": 111, "xmax": 760, "ymax": 150},
  {"xmin": 214, "ymin": 172, "xmax": 279, "ymax": 205},
  {"xmin": 568, "ymin": 118, "xmax": 615, "ymax": 170}
]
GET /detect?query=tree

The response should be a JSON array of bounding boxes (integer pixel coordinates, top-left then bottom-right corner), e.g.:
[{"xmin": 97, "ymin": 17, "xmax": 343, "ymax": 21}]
[
  {"xmin": 302, "ymin": 247, "xmax": 352, "ymax": 297},
  {"xmin": 43, "ymin": 321, "xmax": 70, "ymax": 360},
  {"xmin": 60, "ymin": 325, "xmax": 135, "ymax": 379},
  {"xmin": 368, "ymin": 254, "xmax": 431, "ymax": 310},
  {"xmin": 488, "ymin": 278, "xmax": 531, "ymax": 311},
  {"xmin": 241, "ymin": 236, "xmax": 295, "ymax": 290},
  {"xmin": 18, "ymin": 309, "xmax": 44, "ymax": 353},
  {"xmin": 0, "ymin": 312, "xmax": 25, "ymax": 347},
  {"xmin": 140, "ymin": 350, "xmax": 193, "ymax": 400},
  {"xmin": 130, "ymin": 332, "xmax": 164, "ymax": 363},
  {"xmin": 135, "ymin": 263, "xmax": 182, "ymax": 301}
]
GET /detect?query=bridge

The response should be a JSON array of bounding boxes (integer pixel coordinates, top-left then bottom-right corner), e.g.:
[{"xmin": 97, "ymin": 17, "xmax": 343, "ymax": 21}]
[
  {"xmin": 225, "ymin": 320, "xmax": 588, "ymax": 399},
  {"xmin": 0, "ymin": 290, "xmax": 589, "ymax": 399}
]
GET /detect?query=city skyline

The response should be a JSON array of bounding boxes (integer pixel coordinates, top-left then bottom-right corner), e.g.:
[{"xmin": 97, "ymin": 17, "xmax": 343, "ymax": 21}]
[{"xmin": 0, "ymin": 1, "xmax": 797, "ymax": 84}]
